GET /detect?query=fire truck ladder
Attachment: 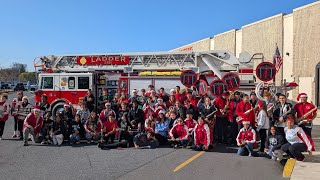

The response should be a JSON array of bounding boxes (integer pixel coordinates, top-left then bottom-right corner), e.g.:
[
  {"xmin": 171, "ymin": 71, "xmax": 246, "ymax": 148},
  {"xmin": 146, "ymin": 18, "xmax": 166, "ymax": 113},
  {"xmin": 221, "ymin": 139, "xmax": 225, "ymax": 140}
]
[{"xmin": 34, "ymin": 50, "xmax": 250, "ymax": 79}]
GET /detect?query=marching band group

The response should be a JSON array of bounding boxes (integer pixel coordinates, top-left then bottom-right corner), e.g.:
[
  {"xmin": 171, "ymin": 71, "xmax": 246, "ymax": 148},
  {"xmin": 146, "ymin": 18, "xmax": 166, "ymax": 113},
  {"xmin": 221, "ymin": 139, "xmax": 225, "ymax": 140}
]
[{"xmin": 0, "ymin": 85, "xmax": 316, "ymax": 161}]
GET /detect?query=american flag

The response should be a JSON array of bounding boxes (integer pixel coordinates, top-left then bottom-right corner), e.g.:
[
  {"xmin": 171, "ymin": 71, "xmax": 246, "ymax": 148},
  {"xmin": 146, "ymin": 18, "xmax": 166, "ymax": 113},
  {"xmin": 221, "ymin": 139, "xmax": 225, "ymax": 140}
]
[{"xmin": 273, "ymin": 45, "xmax": 282, "ymax": 72}]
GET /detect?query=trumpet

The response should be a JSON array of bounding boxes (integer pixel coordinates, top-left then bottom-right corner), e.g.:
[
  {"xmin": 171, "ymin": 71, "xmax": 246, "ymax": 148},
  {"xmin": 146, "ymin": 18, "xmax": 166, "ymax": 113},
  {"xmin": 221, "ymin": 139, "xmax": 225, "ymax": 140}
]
[{"xmin": 236, "ymin": 105, "xmax": 260, "ymax": 123}]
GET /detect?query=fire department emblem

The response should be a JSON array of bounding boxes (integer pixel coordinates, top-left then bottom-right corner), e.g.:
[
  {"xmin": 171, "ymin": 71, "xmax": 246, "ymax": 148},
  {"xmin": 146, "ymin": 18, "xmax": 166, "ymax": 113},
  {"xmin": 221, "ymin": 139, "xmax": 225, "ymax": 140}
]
[{"xmin": 256, "ymin": 62, "xmax": 276, "ymax": 82}]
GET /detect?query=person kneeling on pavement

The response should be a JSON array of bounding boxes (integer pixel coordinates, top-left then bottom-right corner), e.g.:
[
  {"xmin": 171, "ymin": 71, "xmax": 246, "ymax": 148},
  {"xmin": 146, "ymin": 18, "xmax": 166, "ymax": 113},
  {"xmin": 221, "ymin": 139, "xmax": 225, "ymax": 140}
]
[
  {"xmin": 193, "ymin": 117, "xmax": 211, "ymax": 151},
  {"xmin": 101, "ymin": 114, "xmax": 118, "ymax": 144},
  {"xmin": 84, "ymin": 111, "xmax": 102, "ymax": 143},
  {"xmin": 133, "ymin": 130, "xmax": 159, "ymax": 149},
  {"xmin": 169, "ymin": 118, "xmax": 189, "ymax": 149},
  {"xmin": 23, "ymin": 106, "xmax": 44, "ymax": 146},
  {"xmin": 236, "ymin": 118, "xmax": 257, "ymax": 156},
  {"xmin": 279, "ymin": 116, "xmax": 314, "ymax": 161},
  {"xmin": 264, "ymin": 126, "xmax": 285, "ymax": 160}
]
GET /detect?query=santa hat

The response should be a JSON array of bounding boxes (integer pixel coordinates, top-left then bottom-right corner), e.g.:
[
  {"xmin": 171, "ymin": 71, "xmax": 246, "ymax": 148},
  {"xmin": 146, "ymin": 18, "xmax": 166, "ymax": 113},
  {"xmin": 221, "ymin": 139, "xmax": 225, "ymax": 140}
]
[
  {"xmin": 22, "ymin": 96, "xmax": 28, "ymax": 101},
  {"xmin": 258, "ymin": 100, "xmax": 265, "ymax": 108},
  {"xmin": 242, "ymin": 118, "xmax": 250, "ymax": 125},
  {"xmin": 132, "ymin": 89, "xmax": 138, "ymax": 93},
  {"xmin": 105, "ymin": 102, "xmax": 111, "ymax": 106},
  {"xmin": 157, "ymin": 97, "xmax": 163, "ymax": 101},
  {"xmin": 170, "ymin": 89, "xmax": 175, "ymax": 93},
  {"xmin": 158, "ymin": 110, "xmax": 166, "ymax": 115},
  {"xmin": 33, "ymin": 106, "xmax": 41, "ymax": 112},
  {"xmin": 297, "ymin": 93, "xmax": 308, "ymax": 101}
]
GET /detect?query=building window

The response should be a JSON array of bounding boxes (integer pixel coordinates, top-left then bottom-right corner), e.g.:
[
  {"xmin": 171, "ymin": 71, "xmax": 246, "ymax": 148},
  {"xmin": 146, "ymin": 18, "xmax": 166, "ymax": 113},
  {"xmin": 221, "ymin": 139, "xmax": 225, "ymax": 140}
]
[
  {"xmin": 41, "ymin": 77, "xmax": 53, "ymax": 89},
  {"xmin": 78, "ymin": 77, "xmax": 89, "ymax": 89}
]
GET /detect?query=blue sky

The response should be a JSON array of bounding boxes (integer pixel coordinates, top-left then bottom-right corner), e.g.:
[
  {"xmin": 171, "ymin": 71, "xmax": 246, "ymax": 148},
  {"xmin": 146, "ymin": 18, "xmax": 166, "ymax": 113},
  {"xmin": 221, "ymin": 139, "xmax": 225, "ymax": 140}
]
[{"xmin": 0, "ymin": 0, "xmax": 315, "ymax": 71}]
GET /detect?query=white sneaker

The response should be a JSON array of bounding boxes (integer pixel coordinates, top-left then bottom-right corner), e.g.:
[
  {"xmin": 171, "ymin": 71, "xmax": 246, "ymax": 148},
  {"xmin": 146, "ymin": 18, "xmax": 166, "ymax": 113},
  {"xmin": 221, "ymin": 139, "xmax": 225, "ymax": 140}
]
[
  {"xmin": 272, "ymin": 156, "xmax": 277, "ymax": 161},
  {"xmin": 0, "ymin": 136, "xmax": 2, "ymax": 140},
  {"xmin": 248, "ymin": 153, "xmax": 252, "ymax": 157}
]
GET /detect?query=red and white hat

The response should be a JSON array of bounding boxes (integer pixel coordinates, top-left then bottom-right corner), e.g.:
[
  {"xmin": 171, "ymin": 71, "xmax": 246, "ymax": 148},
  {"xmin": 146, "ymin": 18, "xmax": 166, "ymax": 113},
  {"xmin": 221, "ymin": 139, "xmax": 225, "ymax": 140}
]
[
  {"xmin": 158, "ymin": 110, "xmax": 166, "ymax": 115},
  {"xmin": 242, "ymin": 118, "xmax": 250, "ymax": 125},
  {"xmin": 297, "ymin": 93, "xmax": 308, "ymax": 101},
  {"xmin": 33, "ymin": 106, "xmax": 41, "ymax": 112},
  {"xmin": 105, "ymin": 102, "xmax": 111, "ymax": 106}
]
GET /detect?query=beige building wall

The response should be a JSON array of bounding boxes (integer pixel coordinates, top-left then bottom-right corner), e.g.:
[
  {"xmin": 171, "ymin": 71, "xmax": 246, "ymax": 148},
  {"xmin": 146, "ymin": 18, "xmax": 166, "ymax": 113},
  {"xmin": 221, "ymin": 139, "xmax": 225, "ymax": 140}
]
[
  {"xmin": 235, "ymin": 30, "xmax": 242, "ymax": 58},
  {"xmin": 213, "ymin": 29, "xmax": 236, "ymax": 55},
  {"xmin": 242, "ymin": 14, "xmax": 284, "ymax": 85},
  {"xmin": 292, "ymin": 1, "xmax": 320, "ymax": 103},
  {"xmin": 170, "ymin": 38, "xmax": 211, "ymax": 52},
  {"xmin": 283, "ymin": 14, "xmax": 294, "ymax": 100}
]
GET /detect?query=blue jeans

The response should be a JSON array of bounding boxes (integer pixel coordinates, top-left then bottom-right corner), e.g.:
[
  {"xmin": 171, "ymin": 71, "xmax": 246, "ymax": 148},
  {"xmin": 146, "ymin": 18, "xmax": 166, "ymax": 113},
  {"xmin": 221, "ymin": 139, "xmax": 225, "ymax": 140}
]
[
  {"xmin": 237, "ymin": 143, "xmax": 254, "ymax": 156},
  {"xmin": 69, "ymin": 133, "xmax": 80, "ymax": 143}
]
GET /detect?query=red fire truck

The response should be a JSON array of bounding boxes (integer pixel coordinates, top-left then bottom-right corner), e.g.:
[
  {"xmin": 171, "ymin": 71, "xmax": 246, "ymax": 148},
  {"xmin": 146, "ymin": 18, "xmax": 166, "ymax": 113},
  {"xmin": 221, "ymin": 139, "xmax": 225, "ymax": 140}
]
[{"xmin": 33, "ymin": 50, "xmax": 256, "ymax": 116}]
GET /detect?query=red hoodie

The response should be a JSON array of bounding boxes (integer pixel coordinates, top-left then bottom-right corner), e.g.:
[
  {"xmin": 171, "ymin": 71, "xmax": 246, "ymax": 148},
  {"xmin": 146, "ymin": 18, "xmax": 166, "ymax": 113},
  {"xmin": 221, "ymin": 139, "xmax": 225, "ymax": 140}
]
[
  {"xmin": 0, "ymin": 101, "xmax": 10, "ymax": 121},
  {"xmin": 169, "ymin": 124, "xmax": 189, "ymax": 139},
  {"xmin": 23, "ymin": 112, "xmax": 44, "ymax": 134},
  {"xmin": 194, "ymin": 123, "xmax": 211, "ymax": 147}
]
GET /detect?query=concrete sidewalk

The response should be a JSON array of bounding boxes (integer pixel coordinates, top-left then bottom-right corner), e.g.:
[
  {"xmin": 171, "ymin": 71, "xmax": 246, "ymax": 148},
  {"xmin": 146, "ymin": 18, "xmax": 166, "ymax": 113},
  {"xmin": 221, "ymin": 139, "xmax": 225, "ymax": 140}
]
[{"xmin": 288, "ymin": 117, "xmax": 320, "ymax": 179}]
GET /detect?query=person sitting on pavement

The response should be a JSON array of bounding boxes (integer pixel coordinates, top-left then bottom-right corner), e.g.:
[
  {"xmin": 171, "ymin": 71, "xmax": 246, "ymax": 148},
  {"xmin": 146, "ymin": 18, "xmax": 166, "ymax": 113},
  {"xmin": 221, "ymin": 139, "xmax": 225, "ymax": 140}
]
[
  {"xmin": 101, "ymin": 114, "xmax": 118, "ymax": 144},
  {"xmin": 23, "ymin": 106, "xmax": 44, "ymax": 146},
  {"xmin": 236, "ymin": 118, "xmax": 257, "ymax": 156},
  {"xmin": 169, "ymin": 118, "xmax": 189, "ymax": 149},
  {"xmin": 69, "ymin": 114, "xmax": 84, "ymax": 145},
  {"xmin": 155, "ymin": 110, "xmax": 170, "ymax": 145},
  {"xmin": 144, "ymin": 114, "xmax": 155, "ymax": 131},
  {"xmin": 128, "ymin": 100, "xmax": 144, "ymax": 132},
  {"xmin": 264, "ymin": 126, "xmax": 285, "ymax": 160},
  {"xmin": 51, "ymin": 114, "xmax": 65, "ymax": 146},
  {"xmin": 41, "ymin": 112, "xmax": 53, "ymax": 144},
  {"xmin": 193, "ymin": 117, "xmax": 211, "ymax": 151},
  {"xmin": 133, "ymin": 130, "xmax": 159, "ymax": 149},
  {"xmin": 279, "ymin": 116, "xmax": 314, "ymax": 161},
  {"xmin": 85, "ymin": 111, "xmax": 102, "ymax": 143}
]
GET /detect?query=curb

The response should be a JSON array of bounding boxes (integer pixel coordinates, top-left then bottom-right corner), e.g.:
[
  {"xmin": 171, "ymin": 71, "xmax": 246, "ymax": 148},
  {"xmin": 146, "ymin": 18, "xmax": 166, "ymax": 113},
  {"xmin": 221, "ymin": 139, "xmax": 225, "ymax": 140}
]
[{"xmin": 283, "ymin": 158, "xmax": 296, "ymax": 178}]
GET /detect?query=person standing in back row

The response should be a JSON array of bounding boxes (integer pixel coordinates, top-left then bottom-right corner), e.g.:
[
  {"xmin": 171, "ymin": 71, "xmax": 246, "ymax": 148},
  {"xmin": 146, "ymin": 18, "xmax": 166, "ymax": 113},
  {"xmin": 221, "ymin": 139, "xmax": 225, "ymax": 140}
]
[{"xmin": 84, "ymin": 89, "xmax": 95, "ymax": 112}]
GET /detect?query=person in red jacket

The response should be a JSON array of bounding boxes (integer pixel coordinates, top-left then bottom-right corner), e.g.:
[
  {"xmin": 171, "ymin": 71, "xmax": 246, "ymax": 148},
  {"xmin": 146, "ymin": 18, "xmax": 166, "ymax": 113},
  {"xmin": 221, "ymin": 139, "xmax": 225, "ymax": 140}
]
[
  {"xmin": 23, "ymin": 106, "xmax": 44, "ymax": 146},
  {"xmin": 293, "ymin": 93, "xmax": 317, "ymax": 137},
  {"xmin": 185, "ymin": 110, "xmax": 197, "ymax": 145},
  {"xmin": 0, "ymin": 94, "xmax": 10, "ymax": 140},
  {"xmin": 229, "ymin": 91, "xmax": 241, "ymax": 145},
  {"xmin": 236, "ymin": 94, "xmax": 255, "ymax": 130},
  {"xmin": 11, "ymin": 91, "xmax": 23, "ymax": 138},
  {"xmin": 236, "ymin": 119, "xmax": 257, "ymax": 156},
  {"xmin": 194, "ymin": 117, "xmax": 211, "ymax": 151},
  {"xmin": 214, "ymin": 91, "xmax": 230, "ymax": 144},
  {"xmin": 169, "ymin": 118, "xmax": 189, "ymax": 148},
  {"xmin": 101, "ymin": 114, "xmax": 118, "ymax": 144}
]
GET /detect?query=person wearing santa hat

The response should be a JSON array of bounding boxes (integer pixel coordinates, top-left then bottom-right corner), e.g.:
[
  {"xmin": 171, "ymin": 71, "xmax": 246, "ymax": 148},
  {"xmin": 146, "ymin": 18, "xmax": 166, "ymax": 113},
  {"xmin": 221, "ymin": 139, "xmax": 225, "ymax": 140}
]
[
  {"xmin": 0, "ymin": 94, "xmax": 10, "ymax": 140},
  {"xmin": 273, "ymin": 94, "xmax": 293, "ymax": 138},
  {"xmin": 214, "ymin": 90, "xmax": 230, "ymax": 144},
  {"xmin": 236, "ymin": 94, "xmax": 255, "ymax": 130},
  {"xmin": 129, "ymin": 89, "xmax": 139, "ymax": 104},
  {"xmin": 155, "ymin": 110, "xmax": 169, "ymax": 145},
  {"xmin": 35, "ymin": 93, "xmax": 51, "ymax": 117},
  {"xmin": 23, "ymin": 106, "xmax": 44, "ymax": 146},
  {"xmin": 99, "ymin": 102, "xmax": 116, "ymax": 125},
  {"xmin": 293, "ymin": 93, "xmax": 317, "ymax": 137},
  {"xmin": 193, "ymin": 117, "xmax": 211, "ymax": 151},
  {"xmin": 279, "ymin": 116, "xmax": 314, "ymax": 161},
  {"xmin": 169, "ymin": 118, "xmax": 189, "ymax": 148},
  {"xmin": 11, "ymin": 91, "xmax": 23, "ymax": 138},
  {"xmin": 236, "ymin": 118, "xmax": 257, "ymax": 156}
]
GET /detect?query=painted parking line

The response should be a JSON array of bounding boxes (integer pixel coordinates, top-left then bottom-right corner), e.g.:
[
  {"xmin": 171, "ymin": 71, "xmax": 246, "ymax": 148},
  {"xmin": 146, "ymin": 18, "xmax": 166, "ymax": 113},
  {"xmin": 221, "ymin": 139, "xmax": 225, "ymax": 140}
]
[
  {"xmin": 283, "ymin": 158, "xmax": 296, "ymax": 178},
  {"xmin": 173, "ymin": 151, "xmax": 205, "ymax": 173}
]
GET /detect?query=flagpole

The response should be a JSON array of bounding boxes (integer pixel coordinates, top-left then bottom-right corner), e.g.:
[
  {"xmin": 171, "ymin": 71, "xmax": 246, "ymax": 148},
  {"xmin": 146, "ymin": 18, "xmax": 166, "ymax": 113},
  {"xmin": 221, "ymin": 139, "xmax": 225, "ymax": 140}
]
[{"xmin": 273, "ymin": 43, "xmax": 277, "ymax": 85}]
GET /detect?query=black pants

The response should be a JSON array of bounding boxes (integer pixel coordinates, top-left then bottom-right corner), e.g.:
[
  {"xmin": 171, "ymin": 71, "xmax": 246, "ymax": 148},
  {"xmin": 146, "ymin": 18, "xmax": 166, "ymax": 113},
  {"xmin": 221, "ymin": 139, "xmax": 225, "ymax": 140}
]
[
  {"xmin": 215, "ymin": 117, "xmax": 228, "ymax": 143},
  {"xmin": 281, "ymin": 143, "xmax": 307, "ymax": 160},
  {"xmin": 259, "ymin": 129, "xmax": 267, "ymax": 152},
  {"xmin": 18, "ymin": 121, "xmax": 23, "ymax": 137},
  {"xmin": 155, "ymin": 134, "xmax": 168, "ymax": 145},
  {"xmin": 103, "ymin": 133, "xmax": 115, "ymax": 144},
  {"xmin": 230, "ymin": 120, "xmax": 238, "ymax": 145},
  {"xmin": 14, "ymin": 117, "xmax": 18, "ymax": 131},
  {"xmin": 0, "ymin": 121, "xmax": 6, "ymax": 137},
  {"xmin": 299, "ymin": 124, "xmax": 312, "ymax": 138}
]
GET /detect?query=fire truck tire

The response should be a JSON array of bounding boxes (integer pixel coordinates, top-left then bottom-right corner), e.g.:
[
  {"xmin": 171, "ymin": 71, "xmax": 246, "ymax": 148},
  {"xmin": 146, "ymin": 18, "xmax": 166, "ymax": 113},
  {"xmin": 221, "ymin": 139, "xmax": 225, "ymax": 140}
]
[{"xmin": 52, "ymin": 102, "xmax": 65, "ymax": 118}]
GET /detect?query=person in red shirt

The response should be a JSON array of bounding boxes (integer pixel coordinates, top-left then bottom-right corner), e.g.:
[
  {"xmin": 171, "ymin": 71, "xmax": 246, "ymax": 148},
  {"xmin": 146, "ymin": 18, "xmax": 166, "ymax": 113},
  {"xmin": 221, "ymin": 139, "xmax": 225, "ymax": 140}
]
[
  {"xmin": 193, "ymin": 117, "xmax": 211, "ymax": 151},
  {"xmin": 11, "ymin": 91, "xmax": 23, "ymax": 138},
  {"xmin": 186, "ymin": 92, "xmax": 198, "ymax": 110},
  {"xmin": 236, "ymin": 118, "xmax": 257, "ymax": 156},
  {"xmin": 173, "ymin": 86, "xmax": 185, "ymax": 103},
  {"xmin": 169, "ymin": 118, "xmax": 189, "ymax": 148},
  {"xmin": 229, "ymin": 91, "xmax": 241, "ymax": 145},
  {"xmin": 293, "ymin": 93, "xmax": 317, "ymax": 137},
  {"xmin": 0, "ymin": 94, "xmax": 10, "ymax": 140},
  {"xmin": 214, "ymin": 91, "xmax": 230, "ymax": 144},
  {"xmin": 23, "ymin": 106, "xmax": 44, "ymax": 146},
  {"xmin": 102, "ymin": 115, "xmax": 118, "ymax": 144},
  {"xmin": 236, "ymin": 94, "xmax": 255, "ymax": 130}
]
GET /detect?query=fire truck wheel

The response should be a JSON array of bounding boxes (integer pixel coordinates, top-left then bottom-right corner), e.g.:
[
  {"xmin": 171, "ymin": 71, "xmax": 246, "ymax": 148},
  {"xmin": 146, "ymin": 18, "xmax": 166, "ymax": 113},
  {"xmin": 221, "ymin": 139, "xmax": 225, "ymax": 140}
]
[{"xmin": 52, "ymin": 102, "xmax": 65, "ymax": 118}]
